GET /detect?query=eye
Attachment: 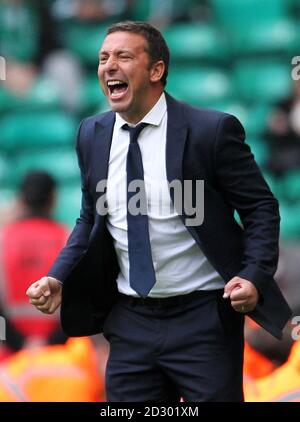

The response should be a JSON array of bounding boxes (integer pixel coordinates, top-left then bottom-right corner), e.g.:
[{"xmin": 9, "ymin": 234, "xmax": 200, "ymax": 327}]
[{"xmin": 99, "ymin": 56, "xmax": 108, "ymax": 64}]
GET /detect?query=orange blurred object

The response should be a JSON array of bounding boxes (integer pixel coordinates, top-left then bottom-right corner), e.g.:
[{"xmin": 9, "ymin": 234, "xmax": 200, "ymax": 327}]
[{"xmin": 0, "ymin": 337, "xmax": 105, "ymax": 402}]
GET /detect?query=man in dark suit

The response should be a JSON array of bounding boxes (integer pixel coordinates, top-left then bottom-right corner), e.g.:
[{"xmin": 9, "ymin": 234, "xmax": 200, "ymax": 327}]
[{"xmin": 27, "ymin": 21, "xmax": 291, "ymax": 402}]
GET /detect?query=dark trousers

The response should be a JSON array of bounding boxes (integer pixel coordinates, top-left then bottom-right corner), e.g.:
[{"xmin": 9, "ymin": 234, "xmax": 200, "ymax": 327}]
[{"xmin": 103, "ymin": 289, "xmax": 244, "ymax": 402}]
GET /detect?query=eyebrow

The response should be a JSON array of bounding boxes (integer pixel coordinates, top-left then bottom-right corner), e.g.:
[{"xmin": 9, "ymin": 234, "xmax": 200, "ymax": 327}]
[{"xmin": 99, "ymin": 49, "xmax": 133, "ymax": 58}]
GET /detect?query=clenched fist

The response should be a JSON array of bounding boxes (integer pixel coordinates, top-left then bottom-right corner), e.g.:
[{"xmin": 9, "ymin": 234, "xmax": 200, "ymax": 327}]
[
  {"xmin": 223, "ymin": 276, "xmax": 259, "ymax": 313},
  {"xmin": 26, "ymin": 276, "xmax": 62, "ymax": 314}
]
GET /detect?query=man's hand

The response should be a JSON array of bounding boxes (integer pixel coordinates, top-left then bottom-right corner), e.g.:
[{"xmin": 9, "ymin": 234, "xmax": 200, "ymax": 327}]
[
  {"xmin": 223, "ymin": 276, "xmax": 259, "ymax": 313},
  {"xmin": 26, "ymin": 276, "xmax": 62, "ymax": 314}
]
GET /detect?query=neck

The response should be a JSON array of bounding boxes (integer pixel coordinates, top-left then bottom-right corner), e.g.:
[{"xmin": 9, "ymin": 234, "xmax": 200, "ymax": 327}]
[
  {"xmin": 19, "ymin": 202, "xmax": 52, "ymax": 220},
  {"xmin": 120, "ymin": 90, "xmax": 164, "ymax": 124}
]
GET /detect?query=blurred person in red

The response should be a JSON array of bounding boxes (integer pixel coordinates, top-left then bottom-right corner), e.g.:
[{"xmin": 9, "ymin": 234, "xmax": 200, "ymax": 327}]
[{"xmin": 0, "ymin": 171, "xmax": 69, "ymax": 360}]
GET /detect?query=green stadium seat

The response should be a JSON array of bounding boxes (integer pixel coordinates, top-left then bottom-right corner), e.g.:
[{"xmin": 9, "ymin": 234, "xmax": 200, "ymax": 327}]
[
  {"xmin": 233, "ymin": 59, "xmax": 291, "ymax": 103},
  {"xmin": 80, "ymin": 75, "xmax": 108, "ymax": 114},
  {"xmin": 0, "ymin": 78, "xmax": 61, "ymax": 113},
  {"xmin": 286, "ymin": 0, "xmax": 300, "ymax": 16},
  {"xmin": 167, "ymin": 66, "xmax": 233, "ymax": 106},
  {"xmin": 279, "ymin": 201, "xmax": 300, "ymax": 239},
  {"xmin": 210, "ymin": 0, "xmax": 295, "ymax": 59},
  {"xmin": 55, "ymin": 184, "xmax": 81, "ymax": 227},
  {"xmin": 292, "ymin": 20, "xmax": 300, "ymax": 50},
  {"xmin": 243, "ymin": 105, "xmax": 272, "ymax": 137},
  {"xmin": 130, "ymin": 0, "xmax": 199, "ymax": 22},
  {"xmin": 61, "ymin": 22, "xmax": 108, "ymax": 65},
  {"xmin": 247, "ymin": 137, "xmax": 270, "ymax": 168},
  {"xmin": 0, "ymin": 155, "xmax": 10, "ymax": 188},
  {"xmin": 262, "ymin": 171, "xmax": 282, "ymax": 199},
  {"xmin": 211, "ymin": 0, "xmax": 288, "ymax": 29},
  {"xmin": 163, "ymin": 24, "xmax": 229, "ymax": 63},
  {"xmin": 10, "ymin": 148, "xmax": 80, "ymax": 187},
  {"xmin": 231, "ymin": 19, "xmax": 297, "ymax": 56},
  {"xmin": 129, "ymin": 0, "xmax": 151, "ymax": 20},
  {"xmin": 215, "ymin": 102, "xmax": 271, "ymax": 137},
  {"xmin": 280, "ymin": 170, "xmax": 300, "ymax": 202},
  {"xmin": 0, "ymin": 3, "xmax": 38, "ymax": 61},
  {"xmin": 0, "ymin": 111, "xmax": 77, "ymax": 152}
]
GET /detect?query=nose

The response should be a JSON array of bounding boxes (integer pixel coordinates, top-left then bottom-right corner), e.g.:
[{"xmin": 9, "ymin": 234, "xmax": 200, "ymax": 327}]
[{"xmin": 104, "ymin": 56, "xmax": 118, "ymax": 73}]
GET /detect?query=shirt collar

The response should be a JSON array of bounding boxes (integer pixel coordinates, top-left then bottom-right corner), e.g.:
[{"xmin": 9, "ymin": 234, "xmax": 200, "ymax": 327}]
[{"xmin": 114, "ymin": 92, "xmax": 167, "ymax": 131}]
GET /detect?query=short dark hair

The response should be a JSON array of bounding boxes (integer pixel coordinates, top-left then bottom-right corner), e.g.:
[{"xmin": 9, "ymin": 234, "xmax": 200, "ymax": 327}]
[
  {"xmin": 106, "ymin": 21, "xmax": 170, "ymax": 87},
  {"xmin": 20, "ymin": 171, "xmax": 56, "ymax": 212}
]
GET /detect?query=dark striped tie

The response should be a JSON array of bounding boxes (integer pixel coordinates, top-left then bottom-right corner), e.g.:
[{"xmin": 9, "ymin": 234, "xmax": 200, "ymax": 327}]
[{"xmin": 122, "ymin": 123, "xmax": 156, "ymax": 297}]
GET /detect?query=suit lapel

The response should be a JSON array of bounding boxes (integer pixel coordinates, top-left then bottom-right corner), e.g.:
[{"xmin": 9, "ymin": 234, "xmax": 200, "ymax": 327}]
[
  {"xmin": 165, "ymin": 93, "xmax": 188, "ymax": 186},
  {"xmin": 90, "ymin": 112, "xmax": 115, "ymax": 226},
  {"xmin": 92, "ymin": 111, "xmax": 115, "ymax": 188},
  {"xmin": 165, "ymin": 93, "xmax": 203, "ymax": 246}
]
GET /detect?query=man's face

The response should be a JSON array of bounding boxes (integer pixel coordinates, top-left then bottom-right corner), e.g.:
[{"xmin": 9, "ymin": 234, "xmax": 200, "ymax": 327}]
[{"xmin": 98, "ymin": 31, "xmax": 159, "ymax": 121}]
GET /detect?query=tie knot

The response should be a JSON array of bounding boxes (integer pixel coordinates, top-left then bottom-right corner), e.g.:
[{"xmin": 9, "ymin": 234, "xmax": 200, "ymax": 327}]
[{"xmin": 122, "ymin": 122, "xmax": 149, "ymax": 143}]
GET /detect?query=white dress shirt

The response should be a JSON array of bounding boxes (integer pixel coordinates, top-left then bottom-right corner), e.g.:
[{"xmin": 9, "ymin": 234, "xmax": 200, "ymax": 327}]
[{"xmin": 106, "ymin": 93, "xmax": 224, "ymax": 297}]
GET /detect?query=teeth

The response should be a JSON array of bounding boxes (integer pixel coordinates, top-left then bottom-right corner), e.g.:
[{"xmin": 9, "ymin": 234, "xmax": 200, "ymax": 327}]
[{"xmin": 107, "ymin": 80, "xmax": 125, "ymax": 86}]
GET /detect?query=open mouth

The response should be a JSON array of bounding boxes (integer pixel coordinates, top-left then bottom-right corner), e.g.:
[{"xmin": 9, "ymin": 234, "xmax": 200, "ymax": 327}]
[{"xmin": 107, "ymin": 80, "xmax": 128, "ymax": 99}]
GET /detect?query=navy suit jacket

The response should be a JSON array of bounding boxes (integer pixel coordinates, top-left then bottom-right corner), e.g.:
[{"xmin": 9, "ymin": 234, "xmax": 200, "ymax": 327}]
[{"xmin": 49, "ymin": 93, "xmax": 292, "ymax": 339}]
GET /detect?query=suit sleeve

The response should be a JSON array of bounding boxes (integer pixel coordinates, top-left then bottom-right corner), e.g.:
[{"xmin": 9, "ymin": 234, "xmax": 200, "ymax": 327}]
[
  {"xmin": 214, "ymin": 115, "xmax": 280, "ymax": 298},
  {"xmin": 48, "ymin": 119, "xmax": 94, "ymax": 282}
]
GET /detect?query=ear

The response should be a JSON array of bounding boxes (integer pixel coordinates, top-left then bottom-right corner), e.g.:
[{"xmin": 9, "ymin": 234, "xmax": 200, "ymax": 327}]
[{"xmin": 149, "ymin": 60, "xmax": 165, "ymax": 84}]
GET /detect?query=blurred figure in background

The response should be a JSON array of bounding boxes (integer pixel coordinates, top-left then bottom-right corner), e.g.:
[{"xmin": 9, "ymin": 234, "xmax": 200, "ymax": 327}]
[
  {"xmin": 51, "ymin": 0, "xmax": 131, "ymax": 22},
  {"xmin": 4, "ymin": 60, "xmax": 37, "ymax": 98},
  {"xmin": 265, "ymin": 79, "xmax": 300, "ymax": 176},
  {"xmin": 0, "ymin": 59, "xmax": 81, "ymax": 113},
  {"xmin": 0, "ymin": 171, "xmax": 69, "ymax": 360}
]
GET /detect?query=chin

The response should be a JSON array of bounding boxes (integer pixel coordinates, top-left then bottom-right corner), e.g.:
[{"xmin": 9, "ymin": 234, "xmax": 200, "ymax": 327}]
[
  {"xmin": 109, "ymin": 103, "xmax": 125, "ymax": 113},
  {"xmin": 109, "ymin": 100, "xmax": 131, "ymax": 114}
]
